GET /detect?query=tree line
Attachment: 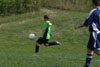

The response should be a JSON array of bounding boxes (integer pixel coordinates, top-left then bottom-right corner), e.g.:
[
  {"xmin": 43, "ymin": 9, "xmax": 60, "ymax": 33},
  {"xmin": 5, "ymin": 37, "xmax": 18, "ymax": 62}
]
[
  {"xmin": 0, "ymin": 0, "xmax": 92, "ymax": 15},
  {"xmin": 0, "ymin": 0, "xmax": 40, "ymax": 15}
]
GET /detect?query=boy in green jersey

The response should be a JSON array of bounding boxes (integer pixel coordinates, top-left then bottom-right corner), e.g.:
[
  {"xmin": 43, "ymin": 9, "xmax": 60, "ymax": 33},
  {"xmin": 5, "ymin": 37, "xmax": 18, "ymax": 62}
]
[{"xmin": 35, "ymin": 15, "xmax": 61, "ymax": 53}]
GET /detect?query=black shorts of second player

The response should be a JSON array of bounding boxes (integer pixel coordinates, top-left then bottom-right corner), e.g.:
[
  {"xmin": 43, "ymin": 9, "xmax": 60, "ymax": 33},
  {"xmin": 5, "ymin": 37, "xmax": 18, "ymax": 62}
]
[{"xmin": 37, "ymin": 37, "xmax": 49, "ymax": 44}]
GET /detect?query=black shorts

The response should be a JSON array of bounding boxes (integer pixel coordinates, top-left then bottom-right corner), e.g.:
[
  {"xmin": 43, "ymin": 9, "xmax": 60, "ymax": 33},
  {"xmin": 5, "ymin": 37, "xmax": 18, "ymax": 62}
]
[{"xmin": 37, "ymin": 37, "xmax": 49, "ymax": 44}]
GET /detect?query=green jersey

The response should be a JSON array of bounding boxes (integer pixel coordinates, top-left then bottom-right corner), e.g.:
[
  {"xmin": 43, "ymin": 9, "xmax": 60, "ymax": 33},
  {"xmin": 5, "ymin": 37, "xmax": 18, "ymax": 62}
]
[{"xmin": 40, "ymin": 21, "xmax": 52, "ymax": 39}]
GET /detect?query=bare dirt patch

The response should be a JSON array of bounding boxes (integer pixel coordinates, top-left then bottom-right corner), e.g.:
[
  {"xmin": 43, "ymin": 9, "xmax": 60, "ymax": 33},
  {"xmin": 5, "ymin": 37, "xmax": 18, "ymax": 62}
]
[
  {"xmin": 40, "ymin": 8, "xmax": 57, "ymax": 17},
  {"xmin": 0, "ymin": 19, "xmax": 32, "ymax": 28}
]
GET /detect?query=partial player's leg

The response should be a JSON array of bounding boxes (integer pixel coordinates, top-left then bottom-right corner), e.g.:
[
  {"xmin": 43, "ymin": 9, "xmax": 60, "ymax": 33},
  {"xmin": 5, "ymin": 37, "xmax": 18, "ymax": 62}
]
[
  {"xmin": 35, "ymin": 42, "xmax": 40, "ymax": 53},
  {"xmin": 44, "ymin": 41, "xmax": 61, "ymax": 46},
  {"xmin": 44, "ymin": 39, "xmax": 61, "ymax": 46},
  {"xmin": 44, "ymin": 43, "xmax": 49, "ymax": 46},
  {"xmin": 84, "ymin": 49, "xmax": 94, "ymax": 67},
  {"xmin": 94, "ymin": 33, "xmax": 100, "ymax": 56},
  {"xmin": 35, "ymin": 37, "xmax": 43, "ymax": 53},
  {"xmin": 84, "ymin": 32, "xmax": 95, "ymax": 67},
  {"xmin": 94, "ymin": 50, "xmax": 100, "ymax": 56},
  {"xmin": 48, "ymin": 41, "xmax": 61, "ymax": 46}
]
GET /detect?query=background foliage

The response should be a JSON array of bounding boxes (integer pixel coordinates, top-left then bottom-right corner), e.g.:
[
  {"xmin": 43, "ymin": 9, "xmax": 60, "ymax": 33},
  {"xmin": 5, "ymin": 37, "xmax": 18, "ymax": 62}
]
[
  {"xmin": 0, "ymin": 0, "xmax": 92, "ymax": 15},
  {"xmin": 0, "ymin": 0, "xmax": 41, "ymax": 15},
  {"xmin": 41, "ymin": 0, "xmax": 92, "ymax": 11}
]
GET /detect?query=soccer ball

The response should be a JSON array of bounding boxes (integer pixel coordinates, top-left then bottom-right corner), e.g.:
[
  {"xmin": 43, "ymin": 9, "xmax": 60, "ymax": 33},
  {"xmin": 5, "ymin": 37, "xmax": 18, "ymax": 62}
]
[{"xmin": 29, "ymin": 33, "xmax": 35, "ymax": 40}]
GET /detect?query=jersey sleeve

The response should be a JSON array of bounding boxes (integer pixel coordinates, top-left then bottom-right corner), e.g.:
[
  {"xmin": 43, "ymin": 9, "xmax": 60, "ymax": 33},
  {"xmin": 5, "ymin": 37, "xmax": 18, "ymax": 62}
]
[
  {"xmin": 48, "ymin": 22, "xmax": 52, "ymax": 26},
  {"xmin": 47, "ymin": 21, "xmax": 52, "ymax": 26},
  {"xmin": 83, "ymin": 10, "xmax": 94, "ymax": 27}
]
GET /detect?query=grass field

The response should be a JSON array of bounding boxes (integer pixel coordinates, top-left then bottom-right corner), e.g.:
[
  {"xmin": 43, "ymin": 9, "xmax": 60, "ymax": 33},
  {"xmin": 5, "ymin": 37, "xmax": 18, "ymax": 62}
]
[{"xmin": 0, "ymin": 8, "xmax": 100, "ymax": 67}]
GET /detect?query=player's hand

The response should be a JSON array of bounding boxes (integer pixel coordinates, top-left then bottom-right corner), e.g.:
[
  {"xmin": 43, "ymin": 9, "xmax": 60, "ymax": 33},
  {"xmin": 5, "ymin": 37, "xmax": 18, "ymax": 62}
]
[
  {"xmin": 74, "ymin": 25, "xmax": 80, "ymax": 29},
  {"xmin": 74, "ymin": 24, "xmax": 85, "ymax": 29}
]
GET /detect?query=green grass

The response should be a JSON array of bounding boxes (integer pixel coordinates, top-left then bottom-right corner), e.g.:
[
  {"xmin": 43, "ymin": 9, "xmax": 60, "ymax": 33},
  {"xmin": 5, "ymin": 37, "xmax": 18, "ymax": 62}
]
[{"xmin": 0, "ymin": 8, "xmax": 99, "ymax": 67}]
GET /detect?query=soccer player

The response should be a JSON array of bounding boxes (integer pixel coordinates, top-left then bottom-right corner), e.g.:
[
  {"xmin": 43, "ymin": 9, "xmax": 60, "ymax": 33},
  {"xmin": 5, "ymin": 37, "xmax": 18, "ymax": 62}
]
[
  {"xmin": 75, "ymin": 0, "xmax": 100, "ymax": 67},
  {"xmin": 35, "ymin": 15, "xmax": 61, "ymax": 53}
]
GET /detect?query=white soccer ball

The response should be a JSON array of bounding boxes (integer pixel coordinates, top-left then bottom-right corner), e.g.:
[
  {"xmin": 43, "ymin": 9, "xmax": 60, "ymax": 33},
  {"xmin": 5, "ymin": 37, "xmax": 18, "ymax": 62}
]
[{"xmin": 29, "ymin": 33, "xmax": 35, "ymax": 40}]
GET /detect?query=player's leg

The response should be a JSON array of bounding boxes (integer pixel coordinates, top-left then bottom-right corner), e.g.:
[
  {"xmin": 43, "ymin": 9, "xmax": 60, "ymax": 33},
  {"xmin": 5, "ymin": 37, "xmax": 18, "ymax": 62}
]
[
  {"xmin": 44, "ymin": 41, "xmax": 61, "ymax": 46},
  {"xmin": 44, "ymin": 39, "xmax": 61, "ymax": 46},
  {"xmin": 49, "ymin": 41, "xmax": 61, "ymax": 46},
  {"xmin": 84, "ymin": 49, "xmax": 94, "ymax": 67},
  {"xmin": 44, "ymin": 43, "xmax": 49, "ymax": 46},
  {"xmin": 94, "ymin": 33, "xmax": 100, "ymax": 56},
  {"xmin": 35, "ymin": 42, "xmax": 40, "ymax": 53},
  {"xmin": 35, "ymin": 37, "xmax": 43, "ymax": 53},
  {"xmin": 84, "ymin": 33, "xmax": 95, "ymax": 67},
  {"xmin": 94, "ymin": 50, "xmax": 100, "ymax": 56}
]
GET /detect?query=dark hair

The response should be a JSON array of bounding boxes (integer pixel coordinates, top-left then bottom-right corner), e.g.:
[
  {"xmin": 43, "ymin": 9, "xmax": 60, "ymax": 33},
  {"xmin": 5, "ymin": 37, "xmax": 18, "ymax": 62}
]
[
  {"xmin": 92, "ymin": 0, "xmax": 100, "ymax": 6},
  {"xmin": 44, "ymin": 15, "xmax": 50, "ymax": 20}
]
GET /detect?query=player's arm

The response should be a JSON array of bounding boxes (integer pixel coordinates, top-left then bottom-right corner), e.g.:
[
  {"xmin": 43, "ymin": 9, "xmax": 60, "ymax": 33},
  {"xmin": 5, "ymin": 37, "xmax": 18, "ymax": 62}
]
[
  {"xmin": 48, "ymin": 22, "xmax": 52, "ymax": 26},
  {"xmin": 75, "ymin": 10, "xmax": 94, "ymax": 29},
  {"xmin": 48, "ymin": 22, "xmax": 52, "ymax": 36},
  {"xmin": 74, "ymin": 24, "xmax": 85, "ymax": 29}
]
